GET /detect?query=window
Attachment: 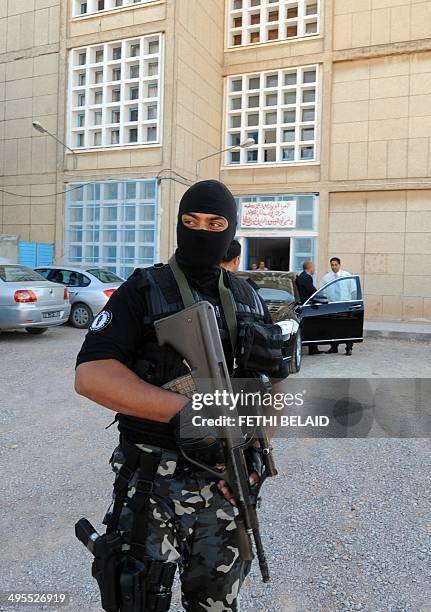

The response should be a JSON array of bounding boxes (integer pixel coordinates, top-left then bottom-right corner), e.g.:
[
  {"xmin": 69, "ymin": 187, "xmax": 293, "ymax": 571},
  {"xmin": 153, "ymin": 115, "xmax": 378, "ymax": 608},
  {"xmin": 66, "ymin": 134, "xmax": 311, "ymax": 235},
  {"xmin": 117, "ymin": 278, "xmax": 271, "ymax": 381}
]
[
  {"xmin": 94, "ymin": 111, "xmax": 102, "ymax": 125},
  {"xmin": 225, "ymin": 65, "xmax": 318, "ymax": 165},
  {"xmin": 313, "ymin": 277, "xmax": 358, "ymax": 303},
  {"xmin": 65, "ymin": 180, "xmax": 158, "ymax": 278},
  {"xmin": 130, "ymin": 43, "xmax": 140, "ymax": 57},
  {"xmin": 130, "ymin": 64, "xmax": 139, "ymax": 79},
  {"xmin": 73, "ymin": 0, "xmax": 153, "ymax": 17},
  {"xmin": 69, "ymin": 34, "xmax": 162, "ymax": 149},
  {"xmin": 228, "ymin": 0, "xmax": 320, "ymax": 47}
]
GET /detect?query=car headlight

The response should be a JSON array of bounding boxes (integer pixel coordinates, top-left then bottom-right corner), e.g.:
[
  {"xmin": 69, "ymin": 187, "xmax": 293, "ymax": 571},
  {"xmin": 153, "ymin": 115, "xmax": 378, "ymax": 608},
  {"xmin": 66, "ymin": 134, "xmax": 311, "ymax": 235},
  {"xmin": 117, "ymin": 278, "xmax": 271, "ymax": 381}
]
[{"xmin": 276, "ymin": 319, "xmax": 295, "ymax": 337}]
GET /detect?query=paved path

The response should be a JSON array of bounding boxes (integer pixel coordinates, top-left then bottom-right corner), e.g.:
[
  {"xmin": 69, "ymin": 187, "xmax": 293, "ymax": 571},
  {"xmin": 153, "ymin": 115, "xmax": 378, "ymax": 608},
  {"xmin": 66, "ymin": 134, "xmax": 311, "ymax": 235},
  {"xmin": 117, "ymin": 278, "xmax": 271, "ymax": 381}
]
[{"xmin": 0, "ymin": 326, "xmax": 429, "ymax": 612}]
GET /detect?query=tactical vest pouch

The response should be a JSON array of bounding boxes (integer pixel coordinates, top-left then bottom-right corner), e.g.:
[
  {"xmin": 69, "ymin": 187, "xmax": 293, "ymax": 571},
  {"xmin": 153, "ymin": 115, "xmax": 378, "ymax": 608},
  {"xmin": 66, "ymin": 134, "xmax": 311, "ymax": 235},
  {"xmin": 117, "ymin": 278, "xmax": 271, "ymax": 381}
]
[
  {"xmin": 236, "ymin": 322, "xmax": 283, "ymax": 373},
  {"xmin": 120, "ymin": 556, "xmax": 176, "ymax": 612}
]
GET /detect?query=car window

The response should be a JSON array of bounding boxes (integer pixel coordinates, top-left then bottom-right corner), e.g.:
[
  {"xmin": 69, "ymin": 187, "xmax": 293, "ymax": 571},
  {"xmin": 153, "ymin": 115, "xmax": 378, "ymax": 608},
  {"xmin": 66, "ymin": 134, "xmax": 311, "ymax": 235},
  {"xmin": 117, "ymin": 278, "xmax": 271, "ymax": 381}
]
[
  {"xmin": 48, "ymin": 269, "xmax": 66, "ymax": 284},
  {"xmin": 68, "ymin": 272, "xmax": 91, "ymax": 287},
  {"xmin": 258, "ymin": 287, "xmax": 296, "ymax": 302},
  {"xmin": 87, "ymin": 268, "xmax": 123, "ymax": 283},
  {"xmin": 313, "ymin": 277, "xmax": 358, "ymax": 303},
  {"xmin": 0, "ymin": 265, "xmax": 47, "ymax": 282},
  {"xmin": 48, "ymin": 269, "xmax": 91, "ymax": 287},
  {"xmin": 35, "ymin": 269, "xmax": 50, "ymax": 279}
]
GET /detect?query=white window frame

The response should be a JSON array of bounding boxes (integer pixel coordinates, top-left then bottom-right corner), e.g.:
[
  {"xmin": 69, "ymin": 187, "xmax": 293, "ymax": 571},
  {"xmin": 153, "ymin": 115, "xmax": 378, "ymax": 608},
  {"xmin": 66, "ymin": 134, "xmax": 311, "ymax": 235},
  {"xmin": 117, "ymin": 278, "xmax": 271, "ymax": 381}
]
[
  {"xmin": 65, "ymin": 180, "xmax": 160, "ymax": 278},
  {"xmin": 224, "ymin": 64, "xmax": 320, "ymax": 168},
  {"xmin": 226, "ymin": 0, "xmax": 320, "ymax": 49},
  {"xmin": 71, "ymin": 0, "xmax": 162, "ymax": 19},
  {"xmin": 68, "ymin": 34, "xmax": 163, "ymax": 151}
]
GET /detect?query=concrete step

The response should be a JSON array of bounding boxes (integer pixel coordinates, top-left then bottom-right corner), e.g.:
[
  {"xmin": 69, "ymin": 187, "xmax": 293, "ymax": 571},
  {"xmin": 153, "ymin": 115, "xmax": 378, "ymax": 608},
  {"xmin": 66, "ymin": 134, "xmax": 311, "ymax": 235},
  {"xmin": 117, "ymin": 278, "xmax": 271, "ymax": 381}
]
[{"xmin": 364, "ymin": 319, "xmax": 431, "ymax": 341}]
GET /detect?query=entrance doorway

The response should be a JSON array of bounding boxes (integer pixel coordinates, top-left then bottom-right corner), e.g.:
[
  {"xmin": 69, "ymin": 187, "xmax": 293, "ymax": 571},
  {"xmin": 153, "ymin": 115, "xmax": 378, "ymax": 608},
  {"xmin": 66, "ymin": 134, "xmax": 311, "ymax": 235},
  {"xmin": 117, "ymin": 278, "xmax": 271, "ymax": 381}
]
[{"xmin": 246, "ymin": 238, "xmax": 291, "ymax": 271}]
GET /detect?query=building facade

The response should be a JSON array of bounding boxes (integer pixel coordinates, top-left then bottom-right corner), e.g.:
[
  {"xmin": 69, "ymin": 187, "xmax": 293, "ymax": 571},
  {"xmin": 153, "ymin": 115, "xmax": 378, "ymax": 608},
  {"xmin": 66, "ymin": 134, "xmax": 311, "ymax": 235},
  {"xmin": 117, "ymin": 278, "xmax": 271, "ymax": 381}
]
[{"xmin": 1, "ymin": 0, "xmax": 431, "ymax": 320}]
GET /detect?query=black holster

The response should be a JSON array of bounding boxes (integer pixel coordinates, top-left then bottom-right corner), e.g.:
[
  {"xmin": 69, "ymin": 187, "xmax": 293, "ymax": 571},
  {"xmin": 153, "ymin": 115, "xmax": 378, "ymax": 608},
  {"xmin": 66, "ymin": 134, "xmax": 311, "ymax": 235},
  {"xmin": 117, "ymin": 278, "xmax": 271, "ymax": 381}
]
[
  {"xmin": 120, "ymin": 556, "xmax": 176, "ymax": 612},
  {"xmin": 75, "ymin": 518, "xmax": 176, "ymax": 612}
]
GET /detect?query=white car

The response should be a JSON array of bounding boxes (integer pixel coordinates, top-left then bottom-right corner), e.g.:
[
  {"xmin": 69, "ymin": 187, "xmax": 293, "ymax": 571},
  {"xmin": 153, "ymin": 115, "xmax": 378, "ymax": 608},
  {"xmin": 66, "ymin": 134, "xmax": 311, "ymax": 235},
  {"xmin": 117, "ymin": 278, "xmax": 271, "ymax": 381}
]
[
  {"xmin": 35, "ymin": 265, "xmax": 124, "ymax": 328},
  {"xmin": 0, "ymin": 265, "xmax": 70, "ymax": 335}
]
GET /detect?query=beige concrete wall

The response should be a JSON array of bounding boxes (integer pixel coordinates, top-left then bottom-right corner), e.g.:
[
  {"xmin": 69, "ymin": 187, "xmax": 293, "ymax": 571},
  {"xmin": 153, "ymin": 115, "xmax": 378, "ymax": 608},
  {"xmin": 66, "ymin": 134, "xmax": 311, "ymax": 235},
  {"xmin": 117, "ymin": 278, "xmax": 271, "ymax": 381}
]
[
  {"xmin": 330, "ymin": 51, "xmax": 431, "ymax": 181},
  {"xmin": 0, "ymin": 1, "xmax": 61, "ymax": 245},
  {"xmin": 172, "ymin": 0, "xmax": 225, "ymax": 181},
  {"xmin": 328, "ymin": 190, "xmax": 431, "ymax": 321},
  {"xmin": 158, "ymin": 0, "xmax": 225, "ymax": 259},
  {"xmin": 333, "ymin": 0, "xmax": 431, "ymax": 51}
]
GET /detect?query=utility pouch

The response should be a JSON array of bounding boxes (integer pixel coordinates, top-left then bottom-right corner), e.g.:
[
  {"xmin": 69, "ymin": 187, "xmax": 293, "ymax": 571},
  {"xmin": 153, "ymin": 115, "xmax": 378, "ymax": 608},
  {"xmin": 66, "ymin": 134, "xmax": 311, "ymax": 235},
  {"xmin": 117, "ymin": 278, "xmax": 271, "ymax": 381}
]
[
  {"xmin": 236, "ymin": 322, "xmax": 283, "ymax": 373},
  {"xmin": 120, "ymin": 556, "xmax": 176, "ymax": 612}
]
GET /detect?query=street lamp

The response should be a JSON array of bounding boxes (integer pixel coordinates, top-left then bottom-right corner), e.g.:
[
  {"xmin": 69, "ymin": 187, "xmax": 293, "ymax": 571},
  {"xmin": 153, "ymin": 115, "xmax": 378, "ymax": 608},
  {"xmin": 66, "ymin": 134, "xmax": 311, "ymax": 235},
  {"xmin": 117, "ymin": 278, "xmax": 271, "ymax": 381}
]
[
  {"xmin": 195, "ymin": 137, "xmax": 255, "ymax": 178},
  {"xmin": 32, "ymin": 121, "xmax": 78, "ymax": 170}
]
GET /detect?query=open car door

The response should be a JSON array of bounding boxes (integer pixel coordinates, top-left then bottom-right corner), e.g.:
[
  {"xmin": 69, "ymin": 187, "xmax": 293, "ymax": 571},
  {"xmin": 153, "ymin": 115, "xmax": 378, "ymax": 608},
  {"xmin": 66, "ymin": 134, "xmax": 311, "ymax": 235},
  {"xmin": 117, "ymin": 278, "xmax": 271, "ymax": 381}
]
[{"xmin": 300, "ymin": 275, "xmax": 364, "ymax": 345}]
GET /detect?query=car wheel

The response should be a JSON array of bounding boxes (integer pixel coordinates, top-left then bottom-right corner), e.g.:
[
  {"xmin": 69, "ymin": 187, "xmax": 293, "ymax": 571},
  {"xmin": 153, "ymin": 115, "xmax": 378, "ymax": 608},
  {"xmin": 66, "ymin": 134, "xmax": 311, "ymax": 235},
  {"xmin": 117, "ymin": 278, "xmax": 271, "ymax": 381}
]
[
  {"xmin": 289, "ymin": 329, "xmax": 302, "ymax": 373},
  {"xmin": 70, "ymin": 303, "xmax": 94, "ymax": 329},
  {"xmin": 26, "ymin": 327, "xmax": 48, "ymax": 335}
]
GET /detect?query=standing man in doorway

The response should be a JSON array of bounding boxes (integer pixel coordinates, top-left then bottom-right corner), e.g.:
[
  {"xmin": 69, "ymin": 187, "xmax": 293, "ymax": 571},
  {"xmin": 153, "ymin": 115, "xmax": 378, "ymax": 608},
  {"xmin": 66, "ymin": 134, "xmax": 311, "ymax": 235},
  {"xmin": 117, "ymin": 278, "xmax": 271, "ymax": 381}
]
[
  {"xmin": 296, "ymin": 261, "xmax": 322, "ymax": 355},
  {"xmin": 258, "ymin": 260, "xmax": 268, "ymax": 271},
  {"xmin": 320, "ymin": 257, "xmax": 354, "ymax": 356},
  {"xmin": 221, "ymin": 239, "xmax": 242, "ymax": 272}
]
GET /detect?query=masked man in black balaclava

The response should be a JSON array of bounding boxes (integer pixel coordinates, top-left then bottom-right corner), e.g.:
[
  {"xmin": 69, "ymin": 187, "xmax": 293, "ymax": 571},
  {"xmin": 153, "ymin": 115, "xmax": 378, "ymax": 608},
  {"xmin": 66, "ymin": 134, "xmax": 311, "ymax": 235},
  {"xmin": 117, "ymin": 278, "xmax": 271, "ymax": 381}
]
[{"xmin": 75, "ymin": 180, "xmax": 279, "ymax": 611}]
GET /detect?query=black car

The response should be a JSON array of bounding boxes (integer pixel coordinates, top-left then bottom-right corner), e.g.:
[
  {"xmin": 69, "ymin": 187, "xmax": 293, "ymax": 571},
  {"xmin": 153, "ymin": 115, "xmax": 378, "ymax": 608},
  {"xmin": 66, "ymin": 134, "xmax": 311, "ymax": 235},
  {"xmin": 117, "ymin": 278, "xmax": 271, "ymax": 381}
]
[
  {"xmin": 299, "ymin": 274, "xmax": 364, "ymax": 349},
  {"xmin": 237, "ymin": 271, "xmax": 365, "ymax": 370}
]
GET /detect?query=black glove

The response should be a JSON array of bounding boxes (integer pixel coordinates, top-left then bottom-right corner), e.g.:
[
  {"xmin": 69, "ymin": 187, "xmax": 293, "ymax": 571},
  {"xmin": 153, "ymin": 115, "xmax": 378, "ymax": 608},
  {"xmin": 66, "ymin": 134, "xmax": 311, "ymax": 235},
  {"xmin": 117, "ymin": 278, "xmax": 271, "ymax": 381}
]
[{"xmin": 170, "ymin": 400, "xmax": 224, "ymax": 465}]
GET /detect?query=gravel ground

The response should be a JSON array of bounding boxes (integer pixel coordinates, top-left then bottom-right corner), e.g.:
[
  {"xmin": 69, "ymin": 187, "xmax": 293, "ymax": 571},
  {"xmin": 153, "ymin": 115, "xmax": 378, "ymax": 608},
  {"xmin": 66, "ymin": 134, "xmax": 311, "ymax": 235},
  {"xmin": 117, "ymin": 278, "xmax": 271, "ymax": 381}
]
[{"xmin": 0, "ymin": 326, "xmax": 430, "ymax": 612}]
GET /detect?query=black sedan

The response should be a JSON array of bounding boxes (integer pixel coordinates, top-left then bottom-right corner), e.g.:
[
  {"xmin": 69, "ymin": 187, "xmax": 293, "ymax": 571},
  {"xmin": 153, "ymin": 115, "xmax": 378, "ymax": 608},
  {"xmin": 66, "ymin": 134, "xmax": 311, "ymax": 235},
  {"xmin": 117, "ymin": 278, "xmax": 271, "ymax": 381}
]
[{"xmin": 237, "ymin": 271, "xmax": 364, "ymax": 370}]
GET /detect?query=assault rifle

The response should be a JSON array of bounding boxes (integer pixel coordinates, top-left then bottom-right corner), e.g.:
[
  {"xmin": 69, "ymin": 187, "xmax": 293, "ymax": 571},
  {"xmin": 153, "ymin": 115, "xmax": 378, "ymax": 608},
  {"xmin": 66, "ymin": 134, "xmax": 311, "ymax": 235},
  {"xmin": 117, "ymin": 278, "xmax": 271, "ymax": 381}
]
[{"xmin": 155, "ymin": 300, "xmax": 278, "ymax": 582}]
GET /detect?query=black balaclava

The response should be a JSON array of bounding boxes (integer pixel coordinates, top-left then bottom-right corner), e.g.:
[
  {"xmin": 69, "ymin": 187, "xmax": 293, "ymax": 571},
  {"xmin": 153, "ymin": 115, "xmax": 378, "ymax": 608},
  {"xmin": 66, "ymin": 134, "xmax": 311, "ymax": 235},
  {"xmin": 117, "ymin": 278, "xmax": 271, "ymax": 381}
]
[{"xmin": 175, "ymin": 180, "xmax": 237, "ymax": 291}]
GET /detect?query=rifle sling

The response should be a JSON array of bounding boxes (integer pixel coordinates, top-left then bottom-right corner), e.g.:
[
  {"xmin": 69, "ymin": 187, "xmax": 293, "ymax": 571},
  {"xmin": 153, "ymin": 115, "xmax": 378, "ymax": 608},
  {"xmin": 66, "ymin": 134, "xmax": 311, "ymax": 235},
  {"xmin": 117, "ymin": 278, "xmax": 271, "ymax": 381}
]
[{"xmin": 168, "ymin": 255, "xmax": 237, "ymax": 354}]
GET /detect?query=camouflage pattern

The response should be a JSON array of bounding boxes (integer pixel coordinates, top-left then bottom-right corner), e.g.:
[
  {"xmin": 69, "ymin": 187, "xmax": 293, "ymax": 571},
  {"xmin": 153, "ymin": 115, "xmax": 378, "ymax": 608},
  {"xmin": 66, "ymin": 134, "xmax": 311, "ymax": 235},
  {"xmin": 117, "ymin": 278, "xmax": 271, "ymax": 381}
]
[{"xmin": 104, "ymin": 442, "xmax": 252, "ymax": 611}]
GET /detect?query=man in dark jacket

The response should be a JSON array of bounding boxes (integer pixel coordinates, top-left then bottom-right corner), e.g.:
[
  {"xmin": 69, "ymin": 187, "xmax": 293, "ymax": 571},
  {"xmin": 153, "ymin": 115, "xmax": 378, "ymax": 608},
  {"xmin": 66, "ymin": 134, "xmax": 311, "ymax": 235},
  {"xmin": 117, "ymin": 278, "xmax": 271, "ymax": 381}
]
[
  {"xmin": 296, "ymin": 261, "xmax": 317, "ymax": 304},
  {"xmin": 296, "ymin": 261, "xmax": 322, "ymax": 355}
]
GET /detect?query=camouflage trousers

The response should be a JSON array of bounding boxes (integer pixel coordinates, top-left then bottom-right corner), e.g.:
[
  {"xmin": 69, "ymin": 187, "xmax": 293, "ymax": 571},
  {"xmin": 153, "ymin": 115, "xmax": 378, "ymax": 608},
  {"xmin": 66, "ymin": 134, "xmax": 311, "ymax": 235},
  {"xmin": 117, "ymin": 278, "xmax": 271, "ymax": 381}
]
[{"xmin": 104, "ymin": 441, "xmax": 252, "ymax": 611}]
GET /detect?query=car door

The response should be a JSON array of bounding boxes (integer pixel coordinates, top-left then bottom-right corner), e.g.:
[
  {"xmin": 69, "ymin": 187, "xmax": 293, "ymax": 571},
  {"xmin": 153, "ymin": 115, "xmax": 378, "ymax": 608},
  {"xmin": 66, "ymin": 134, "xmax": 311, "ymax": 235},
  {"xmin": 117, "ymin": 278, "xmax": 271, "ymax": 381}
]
[
  {"xmin": 300, "ymin": 275, "xmax": 364, "ymax": 344},
  {"xmin": 61, "ymin": 270, "xmax": 90, "ymax": 304}
]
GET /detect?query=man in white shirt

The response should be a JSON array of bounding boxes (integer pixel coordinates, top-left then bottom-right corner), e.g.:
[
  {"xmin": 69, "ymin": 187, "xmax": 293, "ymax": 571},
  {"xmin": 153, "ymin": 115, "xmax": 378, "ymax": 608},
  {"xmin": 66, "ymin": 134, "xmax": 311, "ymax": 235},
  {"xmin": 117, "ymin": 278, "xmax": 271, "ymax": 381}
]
[
  {"xmin": 320, "ymin": 257, "xmax": 353, "ymax": 288},
  {"xmin": 320, "ymin": 257, "xmax": 355, "ymax": 356}
]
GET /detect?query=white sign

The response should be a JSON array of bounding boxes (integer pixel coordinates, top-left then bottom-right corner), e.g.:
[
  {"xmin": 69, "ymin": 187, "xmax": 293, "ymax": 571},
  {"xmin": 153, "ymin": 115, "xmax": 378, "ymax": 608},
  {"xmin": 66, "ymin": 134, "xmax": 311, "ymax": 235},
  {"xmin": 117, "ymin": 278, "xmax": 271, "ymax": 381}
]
[{"xmin": 240, "ymin": 201, "xmax": 297, "ymax": 229}]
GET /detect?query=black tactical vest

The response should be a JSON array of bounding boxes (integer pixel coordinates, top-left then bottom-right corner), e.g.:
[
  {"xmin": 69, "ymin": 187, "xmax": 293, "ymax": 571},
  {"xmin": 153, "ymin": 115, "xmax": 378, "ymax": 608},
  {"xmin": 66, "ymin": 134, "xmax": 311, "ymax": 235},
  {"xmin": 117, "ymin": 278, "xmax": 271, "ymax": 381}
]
[{"xmin": 116, "ymin": 263, "xmax": 266, "ymax": 446}]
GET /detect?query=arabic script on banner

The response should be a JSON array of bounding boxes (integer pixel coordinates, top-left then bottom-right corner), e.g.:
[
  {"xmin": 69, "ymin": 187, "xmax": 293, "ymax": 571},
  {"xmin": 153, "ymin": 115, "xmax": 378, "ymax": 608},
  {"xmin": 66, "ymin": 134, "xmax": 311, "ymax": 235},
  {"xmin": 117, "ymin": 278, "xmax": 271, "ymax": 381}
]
[{"xmin": 240, "ymin": 201, "xmax": 297, "ymax": 229}]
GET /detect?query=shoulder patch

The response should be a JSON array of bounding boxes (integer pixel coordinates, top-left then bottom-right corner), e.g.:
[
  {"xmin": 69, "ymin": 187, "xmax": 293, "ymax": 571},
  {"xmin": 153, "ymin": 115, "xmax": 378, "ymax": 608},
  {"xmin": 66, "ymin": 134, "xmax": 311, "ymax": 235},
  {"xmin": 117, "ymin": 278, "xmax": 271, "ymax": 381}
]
[{"xmin": 90, "ymin": 310, "xmax": 112, "ymax": 332}]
